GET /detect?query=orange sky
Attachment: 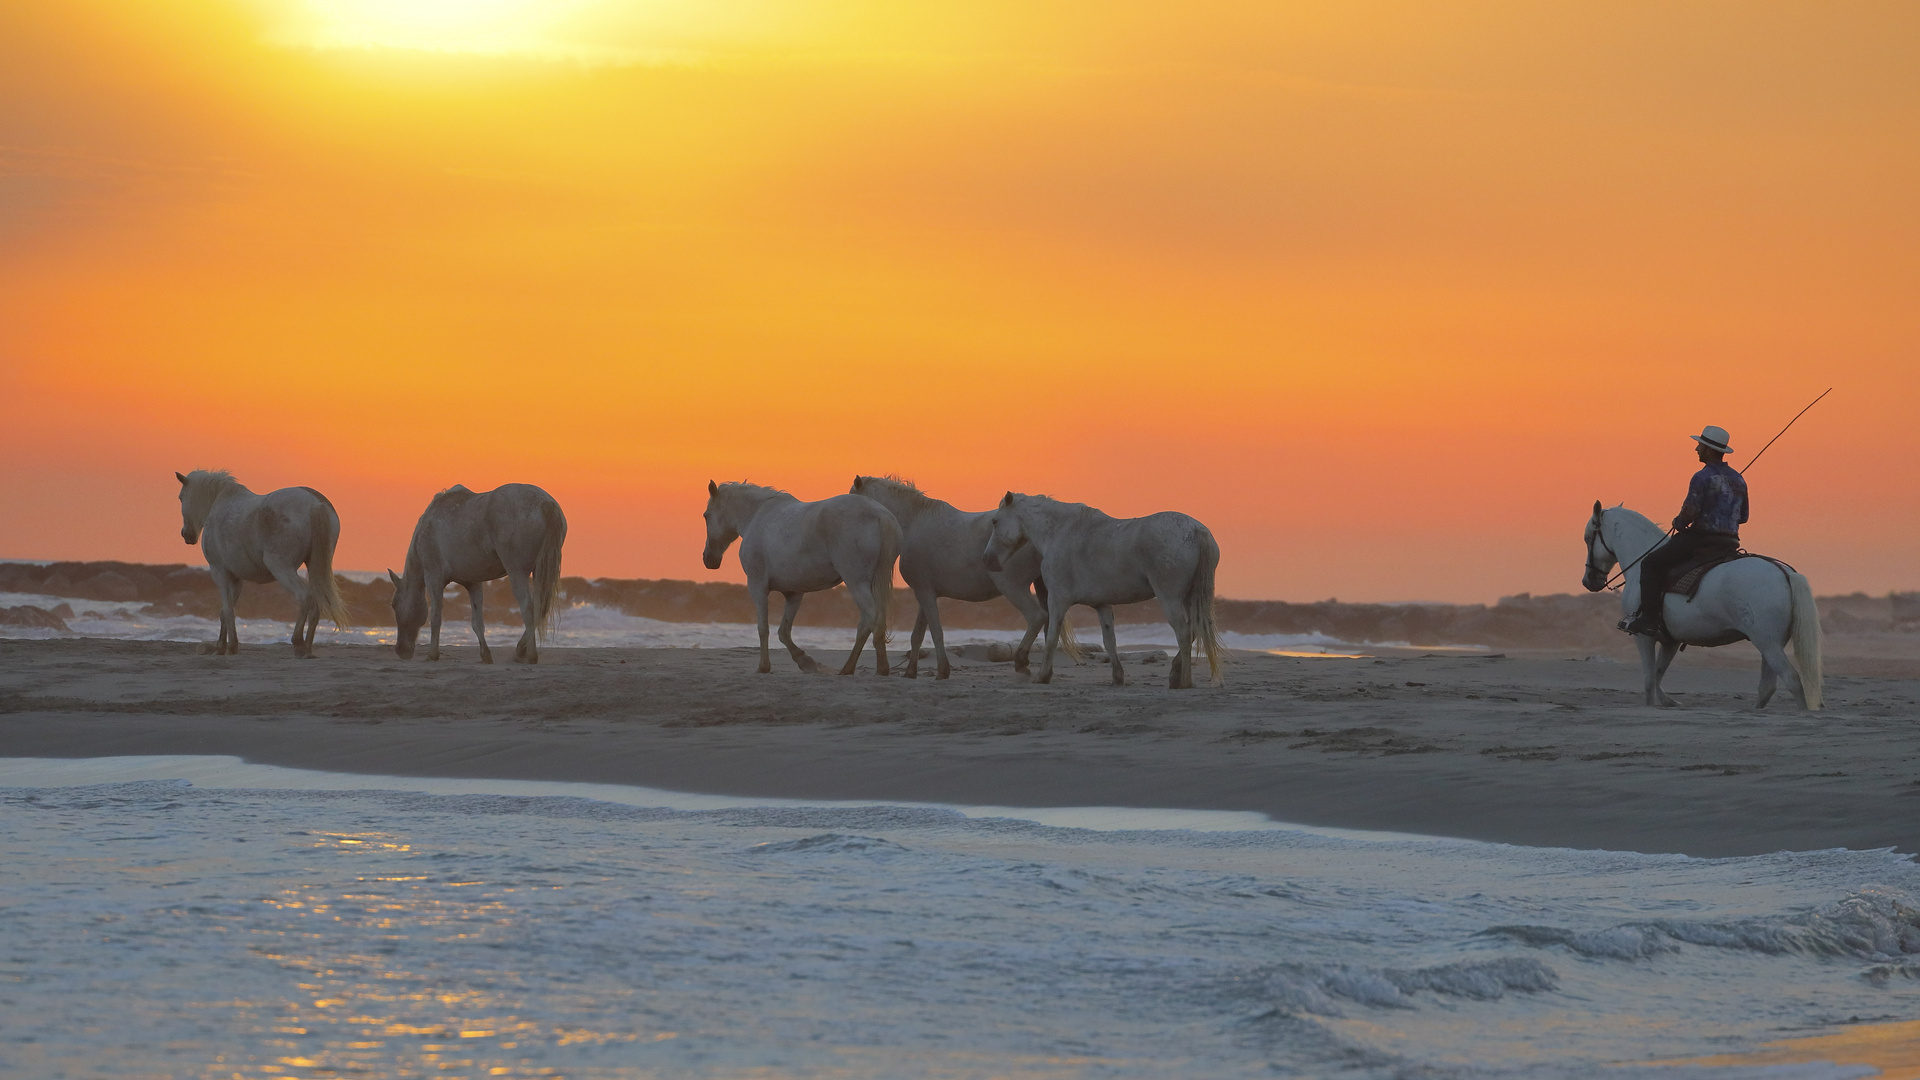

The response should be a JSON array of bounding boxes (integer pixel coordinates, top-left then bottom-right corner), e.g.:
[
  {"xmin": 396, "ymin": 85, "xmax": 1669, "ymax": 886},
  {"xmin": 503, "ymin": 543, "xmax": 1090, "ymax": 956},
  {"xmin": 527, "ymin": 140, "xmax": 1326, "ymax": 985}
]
[{"xmin": 2, "ymin": 0, "xmax": 1915, "ymax": 602}]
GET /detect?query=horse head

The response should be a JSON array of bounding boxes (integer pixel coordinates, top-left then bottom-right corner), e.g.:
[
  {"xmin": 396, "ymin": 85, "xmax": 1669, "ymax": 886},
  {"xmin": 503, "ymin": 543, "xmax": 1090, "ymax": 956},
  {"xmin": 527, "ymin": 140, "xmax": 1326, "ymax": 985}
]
[
  {"xmin": 702, "ymin": 480, "xmax": 740, "ymax": 570},
  {"xmin": 1581, "ymin": 500, "xmax": 1614, "ymax": 593},
  {"xmin": 388, "ymin": 569, "xmax": 427, "ymax": 659},
  {"xmin": 982, "ymin": 492, "xmax": 1028, "ymax": 573},
  {"xmin": 175, "ymin": 471, "xmax": 199, "ymax": 544}
]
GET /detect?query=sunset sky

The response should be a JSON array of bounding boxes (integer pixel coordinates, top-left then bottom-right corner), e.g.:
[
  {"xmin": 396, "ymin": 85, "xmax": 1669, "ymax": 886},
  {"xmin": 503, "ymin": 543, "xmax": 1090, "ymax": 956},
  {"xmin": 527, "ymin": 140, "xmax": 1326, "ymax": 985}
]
[{"xmin": 2, "ymin": 0, "xmax": 1914, "ymax": 602}]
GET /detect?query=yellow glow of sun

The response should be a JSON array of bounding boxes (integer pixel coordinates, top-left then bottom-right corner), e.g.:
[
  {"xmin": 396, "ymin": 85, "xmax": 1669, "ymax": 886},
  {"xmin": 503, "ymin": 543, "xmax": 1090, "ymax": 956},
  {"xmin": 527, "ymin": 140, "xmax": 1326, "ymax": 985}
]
[{"xmin": 278, "ymin": 0, "xmax": 595, "ymax": 55}]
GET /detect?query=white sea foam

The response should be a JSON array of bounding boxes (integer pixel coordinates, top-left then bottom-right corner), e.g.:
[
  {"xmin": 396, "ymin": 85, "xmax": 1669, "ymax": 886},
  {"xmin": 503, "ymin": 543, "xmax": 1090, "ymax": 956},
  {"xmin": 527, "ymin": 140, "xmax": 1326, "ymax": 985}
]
[{"xmin": 2, "ymin": 758, "xmax": 1914, "ymax": 1077}]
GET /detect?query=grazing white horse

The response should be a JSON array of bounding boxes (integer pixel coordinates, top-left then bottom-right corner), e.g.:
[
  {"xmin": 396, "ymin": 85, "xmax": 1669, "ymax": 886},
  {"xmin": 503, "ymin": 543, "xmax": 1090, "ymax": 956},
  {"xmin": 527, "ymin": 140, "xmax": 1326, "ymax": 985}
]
[
  {"xmin": 702, "ymin": 481, "xmax": 898, "ymax": 675},
  {"xmin": 175, "ymin": 469, "xmax": 349, "ymax": 658},
  {"xmin": 983, "ymin": 493, "xmax": 1223, "ymax": 689},
  {"xmin": 850, "ymin": 475, "xmax": 1079, "ymax": 679},
  {"xmin": 1582, "ymin": 502, "xmax": 1822, "ymax": 710},
  {"xmin": 388, "ymin": 484, "xmax": 567, "ymax": 664}
]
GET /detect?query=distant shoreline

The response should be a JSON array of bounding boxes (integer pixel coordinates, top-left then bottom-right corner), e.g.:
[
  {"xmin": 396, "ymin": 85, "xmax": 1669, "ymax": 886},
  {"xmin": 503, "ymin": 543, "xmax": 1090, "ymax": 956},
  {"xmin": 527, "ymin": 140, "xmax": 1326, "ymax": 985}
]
[{"xmin": 7, "ymin": 557, "xmax": 1918, "ymax": 651}]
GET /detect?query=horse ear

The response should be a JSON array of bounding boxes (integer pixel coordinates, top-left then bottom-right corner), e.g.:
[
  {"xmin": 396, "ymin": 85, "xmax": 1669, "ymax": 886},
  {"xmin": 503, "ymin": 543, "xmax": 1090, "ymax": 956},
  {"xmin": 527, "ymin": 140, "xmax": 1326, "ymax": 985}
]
[
  {"xmin": 1593, "ymin": 499, "xmax": 1603, "ymax": 515},
  {"xmin": 388, "ymin": 569, "xmax": 401, "ymax": 587},
  {"xmin": 1001, "ymin": 491, "xmax": 1015, "ymax": 508},
  {"xmin": 708, "ymin": 479, "xmax": 718, "ymax": 496},
  {"xmin": 176, "ymin": 471, "xmax": 188, "ymax": 485}
]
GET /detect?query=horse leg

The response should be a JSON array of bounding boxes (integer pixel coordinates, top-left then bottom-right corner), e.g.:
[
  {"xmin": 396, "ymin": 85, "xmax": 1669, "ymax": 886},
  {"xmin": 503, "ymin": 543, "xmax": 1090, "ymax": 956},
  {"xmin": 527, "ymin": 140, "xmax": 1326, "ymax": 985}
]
[
  {"xmin": 1753, "ymin": 639, "xmax": 1805, "ymax": 710},
  {"xmin": 778, "ymin": 592, "xmax": 820, "ymax": 673},
  {"xmin": 1653, "ymin": 640, "xmax": 1682, "ymax": 707},
  {"xmin": 753, "ymin": 585, "xmax": 773, "ymax": 674},
  {"xmin": 466, "ymin": 584, "xmax": 493, "ymax": 664},
  {"xmin": 1097, "ymin": 605, "xmax": 1125, "ymax": 686},
  {"xmin": 1009, "ymin": 583, "xmax": 1045, "ymax": 679},
  {"xmin": 1035, "ymin": 604, "xmax": 1065, "ymax": 685},
  {"xmin": 904, "ymin": 608, "xmax": 928, "ymax": 679},
  {"xmin": 427, "ymin": 583, "xmax": 446, "ymax": 661},
  {"xmin": 263, "ymin": 561, "xmax": 312, "ymax": 658},
  {"xmin": 211, "ymin": 569, "xmax": 241, "ymax": 655},
  {"xmin": 1162, "ymin": 598, "xmax": 1194, "ymax": 690},
  {"xmin": 1635, "ymin": 634, "xmax": 1665, "ymax": 706},
  {"xmin": 508, "ymin": 573, "xmax": 537, "ymax": 664},
  {"xmin": 841, "ymin": 592, "xmax": 875, "ymax": 676}
]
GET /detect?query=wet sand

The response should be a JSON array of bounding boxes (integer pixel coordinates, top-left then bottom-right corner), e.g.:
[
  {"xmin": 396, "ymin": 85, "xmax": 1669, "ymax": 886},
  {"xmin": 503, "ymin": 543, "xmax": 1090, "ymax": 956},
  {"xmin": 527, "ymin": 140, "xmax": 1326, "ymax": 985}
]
[{"xmin": 3, "ymin": 638, "xmax": 1917, "ymax": 857}]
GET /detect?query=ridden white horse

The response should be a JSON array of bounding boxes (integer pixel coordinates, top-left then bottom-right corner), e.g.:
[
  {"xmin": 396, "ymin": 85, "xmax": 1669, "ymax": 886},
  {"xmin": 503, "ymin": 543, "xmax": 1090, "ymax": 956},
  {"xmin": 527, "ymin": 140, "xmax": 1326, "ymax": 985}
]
[
  {"xmin": 175, "ymin": 469, "xmax": 349, "ymax": 658},
  {"xmin": 983, "ymin": 493, "xmax": 1223, "ymax": 689},
  {"xmin": 703, "ymin": 481, "xmax": 899, "ymax": 675},
  {"xmin": 850, "ymin": 475, "xmax": 1079, "ymax": 679},
  {"xmin": 1582, "ymin": 502, "xmax": 1822, "ymax": 710},
  {"xmin": 388, "ymin": 484, "xmax": 567, "ymax": 664}
]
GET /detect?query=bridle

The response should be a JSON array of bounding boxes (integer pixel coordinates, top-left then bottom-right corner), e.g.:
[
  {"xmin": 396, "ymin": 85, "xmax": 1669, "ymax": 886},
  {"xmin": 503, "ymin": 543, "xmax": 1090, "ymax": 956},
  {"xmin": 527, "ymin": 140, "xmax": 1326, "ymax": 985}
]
[
  {"xmin": 1587, "ymin": 509, "xmax": 1675, "ymax": 592},
  {"xmin": 1583, "ymin": 518, "xmax": 1619, "ymax": 589}
]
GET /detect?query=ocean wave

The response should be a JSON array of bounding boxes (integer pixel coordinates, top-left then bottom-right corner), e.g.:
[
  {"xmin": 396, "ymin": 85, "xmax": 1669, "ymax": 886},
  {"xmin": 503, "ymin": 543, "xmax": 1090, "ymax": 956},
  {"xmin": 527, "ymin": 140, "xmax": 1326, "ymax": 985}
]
[
  {"xmin": 1250, "ymin": 957, "xmax": 1561, "ymax": 1016},
  {"xmin": 1484, "ymin": 886, "xmax": 1920, "ymax": 963}
]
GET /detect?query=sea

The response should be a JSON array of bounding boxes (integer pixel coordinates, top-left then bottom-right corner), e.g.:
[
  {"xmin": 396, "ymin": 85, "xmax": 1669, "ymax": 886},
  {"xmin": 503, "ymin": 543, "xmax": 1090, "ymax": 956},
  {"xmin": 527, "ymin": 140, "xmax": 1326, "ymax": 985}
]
[
  {"xmin": 1, "ymin": 759, "xmax": 1915, "ymax": 1077},
  {"xmin": 5, "ymin": 583, "xmax": 1918, "ymax": 1076}
]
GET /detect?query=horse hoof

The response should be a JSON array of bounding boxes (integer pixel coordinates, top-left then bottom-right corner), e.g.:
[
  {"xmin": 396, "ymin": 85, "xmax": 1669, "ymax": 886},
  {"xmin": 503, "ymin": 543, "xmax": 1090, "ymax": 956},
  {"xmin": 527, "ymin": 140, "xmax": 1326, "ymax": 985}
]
[{"xmin": 935, "ymin": 668, "xmax": 951, "ymax": 681}]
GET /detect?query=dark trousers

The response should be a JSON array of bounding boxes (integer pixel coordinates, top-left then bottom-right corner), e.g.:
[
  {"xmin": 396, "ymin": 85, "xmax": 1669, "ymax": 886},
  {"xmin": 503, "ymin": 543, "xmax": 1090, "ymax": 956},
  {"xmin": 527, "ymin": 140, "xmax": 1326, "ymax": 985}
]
[{"xmin": 1636, "ymin": 530, "xmax": 1739, "ymax": 621}]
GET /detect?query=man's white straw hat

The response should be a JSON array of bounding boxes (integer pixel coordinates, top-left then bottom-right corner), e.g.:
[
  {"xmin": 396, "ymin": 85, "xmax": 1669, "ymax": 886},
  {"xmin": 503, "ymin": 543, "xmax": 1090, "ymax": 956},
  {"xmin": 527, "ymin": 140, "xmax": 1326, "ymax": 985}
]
[{"xmin": 1690, "ymin": 425, "xmax": 1733, "ymax": 454}]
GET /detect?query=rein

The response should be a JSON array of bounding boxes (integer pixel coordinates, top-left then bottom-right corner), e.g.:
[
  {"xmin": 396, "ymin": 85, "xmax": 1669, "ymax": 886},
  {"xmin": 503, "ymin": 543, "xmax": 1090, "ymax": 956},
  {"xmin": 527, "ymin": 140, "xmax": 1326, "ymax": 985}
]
[{"xmin": 1598, "ymin": 524, "xmax": 1675, "ymax": 592}]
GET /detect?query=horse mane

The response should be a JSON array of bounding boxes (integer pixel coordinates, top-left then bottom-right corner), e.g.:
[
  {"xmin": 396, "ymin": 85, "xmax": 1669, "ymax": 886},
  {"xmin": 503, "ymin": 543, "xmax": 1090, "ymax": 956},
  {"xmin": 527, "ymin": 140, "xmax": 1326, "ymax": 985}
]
[
  {"xmin": 181, "ymin": 469, "xmax": 241, "ymax": 524},
  {"xmin": 860, "ymin": 475, "xmax": 937, "ymax": 510},
  {"xmin": 717, "ymin": 480, "xmax": 793, "ymax": 500},
  {"xmin": 429, "ymin": 484, "xmax": 475, "ymax": 508},
  {"xmin": 1020, "ymin": 492, "xmax": 1096, "ymax": 514}
]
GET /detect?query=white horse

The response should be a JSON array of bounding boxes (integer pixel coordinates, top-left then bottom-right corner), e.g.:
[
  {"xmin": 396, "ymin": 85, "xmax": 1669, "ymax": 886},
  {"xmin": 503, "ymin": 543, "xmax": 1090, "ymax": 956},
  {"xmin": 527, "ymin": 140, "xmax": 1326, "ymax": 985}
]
[
  {"xmin": 702, "ymin": 481, "xmax": 899, "ymax": 675},
  {"xmin": 983, "ymin": 493, "xmax": 1223, "ymax": 689},
  {"xmin": 850, "ymin": 475, "xmax": 1079, "ymax": 679},
  {"xmin": 175, "ymin": 469, "xmax": 349, "ymax": 658},
  {"xmin": 1582, "ymin": 502, "xmax": 1822, "ymax": 710},
  {"xmin": 388, "ymin": 484, "xmax": 567, "ymax": 664}
]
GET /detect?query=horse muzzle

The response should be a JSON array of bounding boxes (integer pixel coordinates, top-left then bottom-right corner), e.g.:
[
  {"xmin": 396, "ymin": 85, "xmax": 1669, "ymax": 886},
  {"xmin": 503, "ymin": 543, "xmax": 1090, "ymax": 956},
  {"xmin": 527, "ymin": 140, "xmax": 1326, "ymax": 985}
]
[
  {"xmin": 982, "ymin": 550, "xmax": 1003, "ymax": 573},
  {"xmin": 181, "ymin": 529, "xmax": 197, "ymax": 545},
  {"xmin": 702, "ymin": 550, "xmax": 722, "ymax": 571}
]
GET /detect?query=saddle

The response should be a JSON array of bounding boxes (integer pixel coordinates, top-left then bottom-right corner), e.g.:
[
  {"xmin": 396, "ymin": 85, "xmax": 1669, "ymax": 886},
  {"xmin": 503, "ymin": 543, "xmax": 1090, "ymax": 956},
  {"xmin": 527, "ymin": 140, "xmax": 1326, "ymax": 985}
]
[{"xmin": 1664, "ymin": 549, "xmax": 1792, "ymax": 600}]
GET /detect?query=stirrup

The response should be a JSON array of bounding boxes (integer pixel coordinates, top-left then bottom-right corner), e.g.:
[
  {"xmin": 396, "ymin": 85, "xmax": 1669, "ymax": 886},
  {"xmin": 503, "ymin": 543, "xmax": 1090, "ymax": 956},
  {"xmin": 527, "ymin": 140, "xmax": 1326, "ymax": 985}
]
[{"xmin": 1618, "ymin": 613, "xmax": 1662, "ymax": 638}]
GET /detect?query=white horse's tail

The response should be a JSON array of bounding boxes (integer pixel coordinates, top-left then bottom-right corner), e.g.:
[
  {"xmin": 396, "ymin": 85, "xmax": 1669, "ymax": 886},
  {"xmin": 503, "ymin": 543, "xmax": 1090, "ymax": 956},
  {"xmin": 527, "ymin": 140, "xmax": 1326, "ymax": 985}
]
[
  {"xmin": 1190, "ymin": 530, "xmax": 1225, "ymax": 686},
  {"xmin": 1788, "ymin": 569, "xmax": 1823, "ymax": 710},
  {"xmin": 307, "ymin": 504, "xmax": 350, "ymax": 629},
  {"xmin": 532, "ymin": 498, "xmax": 568, "ymax": 639}
]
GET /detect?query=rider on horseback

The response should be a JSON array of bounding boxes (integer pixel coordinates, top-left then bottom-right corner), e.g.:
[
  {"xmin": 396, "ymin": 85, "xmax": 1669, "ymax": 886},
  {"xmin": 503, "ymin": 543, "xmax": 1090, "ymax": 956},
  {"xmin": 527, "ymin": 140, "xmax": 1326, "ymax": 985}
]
[{"xmin": 1620, "ymin": 425, "xmax": 1748, "ymax": 638}]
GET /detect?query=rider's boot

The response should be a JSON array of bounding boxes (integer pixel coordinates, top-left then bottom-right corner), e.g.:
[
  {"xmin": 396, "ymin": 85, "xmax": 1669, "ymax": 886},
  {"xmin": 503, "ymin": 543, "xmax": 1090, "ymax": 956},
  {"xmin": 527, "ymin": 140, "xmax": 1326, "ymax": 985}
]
[{"xmin": 1618, "ymin": 610, "xmax": 1663, "ymax": 637}]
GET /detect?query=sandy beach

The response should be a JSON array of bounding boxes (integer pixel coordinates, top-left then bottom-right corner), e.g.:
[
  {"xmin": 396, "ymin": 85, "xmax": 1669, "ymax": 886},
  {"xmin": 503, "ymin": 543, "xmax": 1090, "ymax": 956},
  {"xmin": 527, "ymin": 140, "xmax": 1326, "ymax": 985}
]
[{"xmin": 5, "ymin": 637, "xmax": 1916, "ymax": 857}]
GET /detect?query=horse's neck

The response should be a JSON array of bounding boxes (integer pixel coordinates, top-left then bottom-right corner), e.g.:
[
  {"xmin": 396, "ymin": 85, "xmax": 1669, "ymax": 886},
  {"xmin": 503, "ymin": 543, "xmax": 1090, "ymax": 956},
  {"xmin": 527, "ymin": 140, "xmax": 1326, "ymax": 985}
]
[
  {"xmin": 1021, "ymin": 498, "xmax": 1097, "ymax": 549},
  {"xmin": 727, "ymin": 489, "xmax": 792, "ymax": 530},
  {"xmin": 187, "ymin": 477, "xmax": 247, "ymax": 525},
  {"xmin": 872, "ymin": 491, "xmax": 927, "ymax": 526},
  {"xmin": 1606, "ymin": 512, "xmax": 1666, "ymax": 565},
  {"xmin": 398, "ymin": 539, "xmax": 429, "ymax": 592}
]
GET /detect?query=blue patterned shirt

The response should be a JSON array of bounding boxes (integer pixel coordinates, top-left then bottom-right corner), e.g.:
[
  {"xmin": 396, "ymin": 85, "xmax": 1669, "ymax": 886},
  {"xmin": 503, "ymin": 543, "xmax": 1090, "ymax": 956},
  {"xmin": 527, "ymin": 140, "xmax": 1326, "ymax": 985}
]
[{"xmin": 1675, "ymin": 462, "xmax": 1748, "ymax": 536}]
